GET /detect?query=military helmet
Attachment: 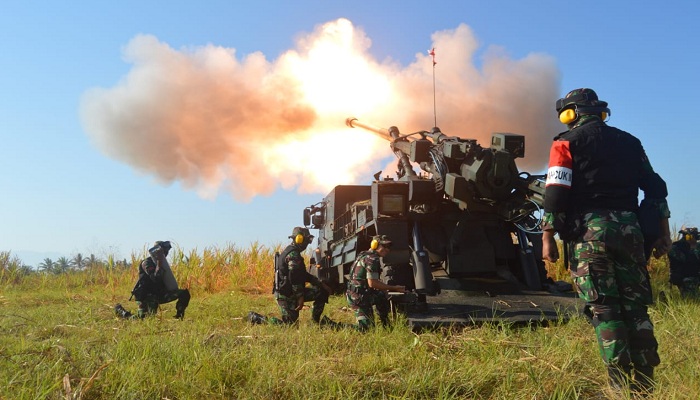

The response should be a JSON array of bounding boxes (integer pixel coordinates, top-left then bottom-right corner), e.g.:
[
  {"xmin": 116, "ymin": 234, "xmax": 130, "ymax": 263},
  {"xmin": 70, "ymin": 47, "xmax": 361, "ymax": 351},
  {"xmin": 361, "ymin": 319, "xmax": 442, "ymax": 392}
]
[
  {"xmin": 154, "ymin": 240, "xmax": 172, "ymax": 250},
  {"xmin": 291, "ymin": 227, "xmax": 314, "ymax": 245},
  {"xmin": 680, "ymin": 227, "xmax": 699, "ymax": 241},
  {"xmin": 555, "ymin": 88, "xmax": 608, "ymax": 113},
  {"xmin": 370, "ymin": 234, "xmax": 392, "ymax": 250}
]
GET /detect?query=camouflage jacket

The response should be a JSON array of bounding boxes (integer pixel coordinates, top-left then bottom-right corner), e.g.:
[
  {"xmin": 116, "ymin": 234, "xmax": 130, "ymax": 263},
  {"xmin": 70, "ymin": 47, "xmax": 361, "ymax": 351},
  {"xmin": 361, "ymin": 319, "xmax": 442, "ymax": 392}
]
[
  {"xmin": 543, "ymin": 117, "xmax": 669, "ymax": 238},
  {"xmin": 275, "ymin": 244, "xmax": 320, "ymax": 299},
  {"xmin": 347, "ymin": 250, "xmax": 382, "ymax": 293}
]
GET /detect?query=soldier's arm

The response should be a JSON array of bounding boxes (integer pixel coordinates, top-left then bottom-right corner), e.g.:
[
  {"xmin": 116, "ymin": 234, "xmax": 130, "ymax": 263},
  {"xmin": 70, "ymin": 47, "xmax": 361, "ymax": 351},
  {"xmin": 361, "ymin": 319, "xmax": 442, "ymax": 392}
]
[
  {"xmin": 543, "ymin": 139, "xmax": 572, "ymax": 235},
  {"xmin": 304, "ymin": 270, "xmax": 333, "ymax": 294},
  {"xmin": 367, "ymin": 278, "xmax": 405, "ymax": 293},
  {"xmin": 541, "ymin": 228, "xmax": 559, "ymax": 263},
  {"xmin": 365, "ymin": 257, "xmax": 405, "ymax": 292},
  {"xmin": 639, "ymin": 149, "xmax": 671, "ymax": 257},
  {"xmin": 141, "ymin": 260, "xmax": 159, "ymax": 281},
  {"xmin": 287, "ymin": 252, "xmax": 307, "ymax": 296}
]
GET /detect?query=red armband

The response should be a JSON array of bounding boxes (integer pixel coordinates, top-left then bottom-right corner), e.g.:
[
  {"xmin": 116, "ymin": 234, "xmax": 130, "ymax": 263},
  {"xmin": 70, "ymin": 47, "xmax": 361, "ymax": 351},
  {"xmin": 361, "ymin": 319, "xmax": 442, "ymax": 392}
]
[{"xmin": 545, "ymin": 140, "xmax": 572, "ymax": 188}]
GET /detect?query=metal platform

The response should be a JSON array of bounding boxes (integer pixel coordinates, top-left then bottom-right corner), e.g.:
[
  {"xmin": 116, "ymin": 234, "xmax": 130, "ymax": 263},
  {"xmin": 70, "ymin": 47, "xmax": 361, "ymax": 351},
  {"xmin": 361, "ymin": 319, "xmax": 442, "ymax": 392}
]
[{"xmin": 392, "ymin": 276, "xmax": 583, "ymax": 331}]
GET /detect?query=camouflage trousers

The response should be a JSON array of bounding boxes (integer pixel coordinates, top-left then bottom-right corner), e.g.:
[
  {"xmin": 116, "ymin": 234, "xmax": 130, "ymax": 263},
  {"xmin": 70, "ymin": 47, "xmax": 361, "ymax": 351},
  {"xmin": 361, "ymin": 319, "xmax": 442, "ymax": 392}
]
[
  {"xmin": 137, "ymin": 288, "xmax": 191, "ymax": 318},
  {"xmin": 568, "ymin": 210, "xmax": 660, "ymax": 369},
  {"xmin": 272, "ymin": 286, "xmax": 328, "ymax": 325},
  {"xmin": 346, "ymin": 288, "xmax": 391, "ymax": 332}
]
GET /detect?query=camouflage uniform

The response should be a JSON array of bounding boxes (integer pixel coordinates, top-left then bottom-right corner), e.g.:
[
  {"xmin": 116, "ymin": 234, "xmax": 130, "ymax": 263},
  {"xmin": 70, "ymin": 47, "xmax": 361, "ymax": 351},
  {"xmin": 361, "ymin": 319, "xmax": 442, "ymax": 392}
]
[
  {"xmin": 346, "ymin": 249, "xmax": 391, "ymax": 331},
  {"xmin": 115, "ymin": 241, "xmax": 190, "ymax": 320},
  {"xmin": 544, "ymin": 88, "xmax": 669, "ymax": 392},
  {"xmin": 134, "ymin": 257, "xmax": 191, "ymax": 318},
  {"xmin": 668, "ymin": 235, "xmax": 700, "ymax": 297},
  {"xmin": 558, "ymin": 211, "xmax": 660, "ymax": 368},
  {"xmin": 271, "ymin": 243, "xmax": 328, "ymax": 324}
]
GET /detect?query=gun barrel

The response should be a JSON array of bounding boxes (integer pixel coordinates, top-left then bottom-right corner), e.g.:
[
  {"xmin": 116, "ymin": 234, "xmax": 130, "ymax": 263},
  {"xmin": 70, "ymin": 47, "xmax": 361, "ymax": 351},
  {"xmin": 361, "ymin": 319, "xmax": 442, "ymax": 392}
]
[
  {"xmin": 346, "ymin": 117, "xmax": 416, "ymax": 178},
  {"xmin": 346, "ymin": 117, "xmax": 397, "ymax": 141}
]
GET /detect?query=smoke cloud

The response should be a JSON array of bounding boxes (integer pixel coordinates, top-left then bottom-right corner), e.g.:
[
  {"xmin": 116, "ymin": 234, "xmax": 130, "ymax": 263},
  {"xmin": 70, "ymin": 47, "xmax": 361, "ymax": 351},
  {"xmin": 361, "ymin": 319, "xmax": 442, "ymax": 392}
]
[{"xmin": 80, "ymin": 18, "xmax": 561, "ymax": 201}]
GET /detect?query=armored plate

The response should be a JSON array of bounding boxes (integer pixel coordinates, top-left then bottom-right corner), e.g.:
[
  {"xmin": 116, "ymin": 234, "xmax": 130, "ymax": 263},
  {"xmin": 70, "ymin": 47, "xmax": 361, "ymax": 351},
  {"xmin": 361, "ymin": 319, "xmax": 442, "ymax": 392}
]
[{"xmin": 392, "ymin": 276, "xmax": 583, "ymax": 331}]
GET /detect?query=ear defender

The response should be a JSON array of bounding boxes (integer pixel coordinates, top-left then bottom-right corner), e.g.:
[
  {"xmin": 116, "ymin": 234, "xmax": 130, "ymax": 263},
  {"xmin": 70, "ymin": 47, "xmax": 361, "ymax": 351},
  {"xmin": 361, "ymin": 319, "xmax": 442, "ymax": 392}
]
[
  {"xmin": 295, "ymin": 234, "xmax": 305, "ymax": 244},
  {"xmin": 686, "ymin": 234, "xmax": 693, "ymax": 241},
  {"xmin": 601, "ymin": 111, "xmax": 608, "ymax": 120},
  {"xmin": 559, "ymin": 108, "xmax": 577, "ymax": 125},
  {"xmin": 370, "ymin": 239, "xmax": 379, "ymax": 250}
]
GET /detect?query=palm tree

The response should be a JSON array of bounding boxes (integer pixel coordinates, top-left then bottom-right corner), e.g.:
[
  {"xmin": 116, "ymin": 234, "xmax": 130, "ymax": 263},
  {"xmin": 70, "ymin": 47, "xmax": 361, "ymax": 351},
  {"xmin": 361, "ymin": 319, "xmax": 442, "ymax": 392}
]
[
  {"xmin": 85, "ymin": 254, "xmax": 102, "ymax": 270},
  {"xmin": 38, "ymin": 258, "xmax": 55, "ymax": 274},
  {"xmin": 71, "ymin": 253, "xmax": 85, "ymax": 270},
  {"xmin": 55, "ymin": 257, "xmax": 71, "ymax": 274}
]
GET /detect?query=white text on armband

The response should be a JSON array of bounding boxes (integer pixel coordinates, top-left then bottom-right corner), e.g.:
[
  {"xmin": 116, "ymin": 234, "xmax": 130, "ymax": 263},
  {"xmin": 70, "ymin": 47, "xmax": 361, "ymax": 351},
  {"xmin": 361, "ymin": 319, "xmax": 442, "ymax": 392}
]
[{"xmin": 546, "ymin": 166, "xmax": 572, "ymax": 187}]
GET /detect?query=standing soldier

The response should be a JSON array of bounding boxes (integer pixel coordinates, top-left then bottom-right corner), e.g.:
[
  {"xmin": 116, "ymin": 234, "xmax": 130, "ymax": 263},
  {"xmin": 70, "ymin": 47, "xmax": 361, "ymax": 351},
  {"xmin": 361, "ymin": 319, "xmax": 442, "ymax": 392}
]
[
  {"xmin": 541, "ymin": 88, "xmax": 671, "ymax": 395},
  {"xmin": 346, "ymin": 235, "xmax": 406, "ymax": 332},
  {"xmin": 248, "ymin": 227, "xmax": 334, "ymax": 325},
  {"xmin": 115, "ymin": 240, "xmax": 191, "ymax": 320},
  {"xmin": 668, "ymin": 227, "xmax": 700, "ymax": 297}
]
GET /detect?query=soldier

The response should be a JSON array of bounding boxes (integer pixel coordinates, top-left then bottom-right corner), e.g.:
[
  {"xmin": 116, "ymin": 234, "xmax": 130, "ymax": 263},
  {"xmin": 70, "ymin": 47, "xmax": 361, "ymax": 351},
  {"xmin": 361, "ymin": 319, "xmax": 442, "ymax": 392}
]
[
  {"xmin": 346, "ymin": 235, "xmax": 406, "ymax": 332},
  {"xmin": 541, "ymin": 88, "xmax": 671, "ymax": 395},
  {"xmin": 248, "ymin": 227, "xmax": 334, "ymax": 326},
  {"xmin": 668, "ymin": 227, "xmax": 700, "ymax": 297},
  {"xmin": 115, "ymin": 240, "xmax": 191, "ymax": 320}
]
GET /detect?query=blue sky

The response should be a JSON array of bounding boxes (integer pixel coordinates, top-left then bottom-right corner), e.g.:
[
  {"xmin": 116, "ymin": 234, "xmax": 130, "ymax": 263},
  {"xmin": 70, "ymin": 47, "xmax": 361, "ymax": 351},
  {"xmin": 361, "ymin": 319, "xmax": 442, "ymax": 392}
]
[{"xmin": 1, "ymin": 1, "xmax": 698, "ymax": 267}]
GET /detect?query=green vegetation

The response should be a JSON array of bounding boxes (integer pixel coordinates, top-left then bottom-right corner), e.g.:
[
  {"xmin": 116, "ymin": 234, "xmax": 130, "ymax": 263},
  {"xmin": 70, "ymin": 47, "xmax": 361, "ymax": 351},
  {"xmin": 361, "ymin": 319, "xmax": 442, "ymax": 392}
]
[{"xmin": 1, "ymin": 245, "xmax": 699, "ymax": 399}]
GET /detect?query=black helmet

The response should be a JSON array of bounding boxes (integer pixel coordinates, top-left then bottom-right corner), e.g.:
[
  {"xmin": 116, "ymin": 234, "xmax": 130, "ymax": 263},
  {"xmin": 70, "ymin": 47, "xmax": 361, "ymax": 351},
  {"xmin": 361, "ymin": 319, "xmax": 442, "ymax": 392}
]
[
  {"xmin": 556, "ymin": 88, "xmax": 609, "ymax": 115},
  {"xmin": 371, "ymin": 235, "xmax": 392, "ymax": 250},
  {"xmin": 680, "ymin": 227, "xmax": 699, "ymax": 241},
  {"xmin": 290, "ymin": 227, "xmax": 314, "ymax": 245},
  {"xmin": 154, "ymin": 240, "xmax": 172, "ymax": 250}
]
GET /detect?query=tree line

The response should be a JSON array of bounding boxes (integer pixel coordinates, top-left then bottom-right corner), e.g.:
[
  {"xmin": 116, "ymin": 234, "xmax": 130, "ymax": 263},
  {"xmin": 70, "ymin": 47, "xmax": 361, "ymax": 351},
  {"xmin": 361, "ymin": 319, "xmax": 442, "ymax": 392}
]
[{"xmin": 0, "ymin": 251, "xmax": 131, "ymax": 277}]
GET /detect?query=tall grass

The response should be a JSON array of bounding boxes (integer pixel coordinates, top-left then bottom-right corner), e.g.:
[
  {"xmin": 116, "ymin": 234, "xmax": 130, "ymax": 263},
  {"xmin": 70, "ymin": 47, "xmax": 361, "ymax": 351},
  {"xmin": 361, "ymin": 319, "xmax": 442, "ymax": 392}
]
[{"xmin": 1, "ymin": 243, "xmax": 698, "ymax": 399}]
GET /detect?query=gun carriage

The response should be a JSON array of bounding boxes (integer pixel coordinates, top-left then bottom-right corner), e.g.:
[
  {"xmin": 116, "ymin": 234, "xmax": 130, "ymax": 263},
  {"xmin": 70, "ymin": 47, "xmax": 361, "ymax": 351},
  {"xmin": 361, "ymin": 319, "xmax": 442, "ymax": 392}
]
[{"xmin": 304, "ymin": 118, "xmax": 579, "ymax": 329}]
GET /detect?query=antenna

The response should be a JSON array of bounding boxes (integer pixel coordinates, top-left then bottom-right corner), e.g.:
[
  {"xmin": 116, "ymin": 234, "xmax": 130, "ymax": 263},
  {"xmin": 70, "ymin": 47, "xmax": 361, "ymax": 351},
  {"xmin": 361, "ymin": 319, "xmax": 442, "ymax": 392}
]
[{"xmin": 429, "ymin": 48, "xmax": 437, "ymax": 127}]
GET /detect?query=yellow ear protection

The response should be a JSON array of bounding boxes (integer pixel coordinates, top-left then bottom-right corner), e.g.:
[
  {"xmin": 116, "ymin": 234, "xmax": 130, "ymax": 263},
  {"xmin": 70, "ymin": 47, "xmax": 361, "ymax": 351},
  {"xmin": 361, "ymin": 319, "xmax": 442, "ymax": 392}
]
[
  {"xmin": 682, "ymin": 228, "xmax": 699, "ymax": 241},
  {"xmin": 295, "ymin": 234, "xmax": 305, "ymax": 244},
  {"xmin": 370, "ymin": 238, "xmax": 379, "ymax": 250},
  {"xmin": 678, "ymin": 228, "xmax": 698, "ymax": 242},
  {"xmin": 559, "ymin": 108, "xmax": 578, "ymax": 125},
  {"xmin": 558, "ymin": 106, "xmax": 610, "ymax": 125},
  {"xmin": 556, "ymin": 92, "xmax": 610, "ymax": 125}
]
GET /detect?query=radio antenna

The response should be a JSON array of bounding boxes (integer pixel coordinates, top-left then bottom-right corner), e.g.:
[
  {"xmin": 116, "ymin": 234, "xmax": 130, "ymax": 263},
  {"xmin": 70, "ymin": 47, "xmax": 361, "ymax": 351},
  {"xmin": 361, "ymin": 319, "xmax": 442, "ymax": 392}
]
[{"xmin": 429, "ymin": 48, "xmax": 437, "ymax": 127}]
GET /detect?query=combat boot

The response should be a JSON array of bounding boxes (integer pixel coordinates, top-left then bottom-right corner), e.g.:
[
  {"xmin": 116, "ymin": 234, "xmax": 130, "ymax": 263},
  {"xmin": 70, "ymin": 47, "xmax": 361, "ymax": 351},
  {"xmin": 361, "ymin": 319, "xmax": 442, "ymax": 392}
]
[
  {"xmin": 174, "ymin": 289, "xmax": 190, "ymax": 320},
  {"xmin": 607, "ymin": 364, "xmax": 630, "ymax": 392},
  {"xmin": 318, "ymin": 315, "xmax": 344, "ymax": 330},
  {"xmin": 174, "ymin": 306, "xmax": 186, "ymax": 320},
  {"xmin": 114, "ymin": 303, "xmax": 133, "ymax": 319},
  {"xmin": 247, "ymin": 311, "xmax": 267, "ymax": 325},
  {"xmin": 631, "ymin": 366, "xmax": 654, "ymax": 398}
]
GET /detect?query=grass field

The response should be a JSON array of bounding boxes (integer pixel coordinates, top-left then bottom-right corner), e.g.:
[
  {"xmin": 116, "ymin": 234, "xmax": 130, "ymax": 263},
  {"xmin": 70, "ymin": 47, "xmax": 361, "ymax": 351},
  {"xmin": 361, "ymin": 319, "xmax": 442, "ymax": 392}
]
[{"xmin": 1, "ymin": 244, "xmax": 699, "ymax": 399}]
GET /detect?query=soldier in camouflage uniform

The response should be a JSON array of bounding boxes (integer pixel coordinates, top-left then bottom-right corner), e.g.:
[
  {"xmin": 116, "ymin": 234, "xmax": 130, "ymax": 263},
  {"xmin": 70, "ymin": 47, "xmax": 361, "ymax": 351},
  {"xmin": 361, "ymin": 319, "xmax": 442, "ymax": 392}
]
[
  {"xmin": 668, "ymin": 227, "xmax": 700, "ymax": 297},
  {"xmin": 541, "ymin": 88, "xmax": 671, "ymax": 395},
  {"xmin": 248, "ymin": 227, "xmax": 333, "ymax": 325},
  {"xmin": 115, "ymin": 240, "xmax": 191, "ymax": 320},
  {"xmin": 346, "ymin": 235, "xmax": 406, "ymax": 332}
]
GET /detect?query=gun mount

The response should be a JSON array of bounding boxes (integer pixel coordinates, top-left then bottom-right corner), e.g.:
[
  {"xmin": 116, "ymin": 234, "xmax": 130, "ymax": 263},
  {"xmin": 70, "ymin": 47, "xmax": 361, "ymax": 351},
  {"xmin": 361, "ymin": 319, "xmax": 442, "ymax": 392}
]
[{"xmin": 304, "ymin": 118, "xmax": 578, "ymax": 330}]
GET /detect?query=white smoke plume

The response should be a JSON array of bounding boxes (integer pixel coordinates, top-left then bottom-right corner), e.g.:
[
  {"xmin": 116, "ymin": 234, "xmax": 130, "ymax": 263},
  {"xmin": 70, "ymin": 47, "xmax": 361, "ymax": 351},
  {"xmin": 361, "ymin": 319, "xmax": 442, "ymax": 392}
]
[{"xmin": 80, "ymin": 18, "xmax": 561, "ymax": 201}]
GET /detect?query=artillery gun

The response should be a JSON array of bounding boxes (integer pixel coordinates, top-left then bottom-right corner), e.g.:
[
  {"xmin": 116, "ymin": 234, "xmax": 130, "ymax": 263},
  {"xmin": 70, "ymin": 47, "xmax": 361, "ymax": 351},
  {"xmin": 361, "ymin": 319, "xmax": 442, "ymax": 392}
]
[{"xmin": 303, "ymin": 118, "xmax": 579, "ymax": 329}]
